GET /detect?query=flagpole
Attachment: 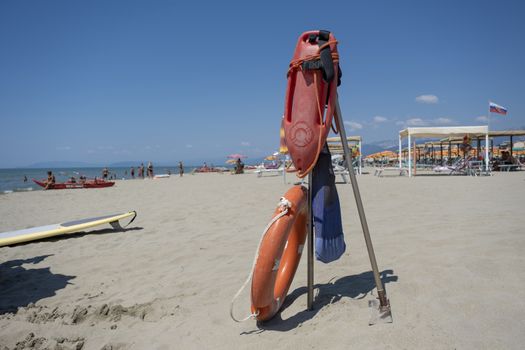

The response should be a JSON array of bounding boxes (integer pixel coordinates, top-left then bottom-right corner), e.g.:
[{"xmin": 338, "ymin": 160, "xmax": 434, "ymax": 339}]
[
  {"xmin": 488, "ymin": 100, "xmax": 491, "ymax": 131},
  {"xmin": 488, "ymin": 100, "xmax": 491, "ymax": 159}
]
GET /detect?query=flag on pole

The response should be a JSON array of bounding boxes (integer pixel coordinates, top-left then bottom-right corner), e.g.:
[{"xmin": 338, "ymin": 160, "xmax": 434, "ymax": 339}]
[{"xmin": 489, "ymin": 101, "xmax": 508, "ymax": 115}]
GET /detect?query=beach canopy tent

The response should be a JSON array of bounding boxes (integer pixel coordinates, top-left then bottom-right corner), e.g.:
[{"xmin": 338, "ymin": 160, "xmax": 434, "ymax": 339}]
[
  {"xmin": 487, "ymin": 130, "xmax": 525, "ymax": 157},
  {"xmin": 399, "ymin": 126, "xmax": 489, "ymax": 176},
  {"xmin": 488, "ymin": 130, "xmax": 525, "ymax": 137},
  {"xmin": 327, "ymin": 136, "xmax": 362, "ymax": 174},
  {"xmin": 439, "ymin": 130, "xmax": 525, "ymax": 157}
]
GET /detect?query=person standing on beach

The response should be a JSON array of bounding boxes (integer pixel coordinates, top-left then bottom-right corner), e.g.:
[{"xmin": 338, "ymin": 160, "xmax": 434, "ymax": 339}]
[
  {"xmin": 102, "ymin": 167, "xmax": 109, "ymax": 180},
  {"xmin": 139, "ymin": 163, "xmax": 145, "ymax": 179},
  {"xmin": 130, "ymin": 167, "xmax": 135, "ymax": 179},
  {"xmin": 179, "ymin": 161, "xmax": 184, "ymax": 177},
  {"xmin": 44, "ymin": 171, "xmax": 56, "ymax": 190},
  {"xmin": 147, "ymin": 161, "xmax": 154, "ymax": 178}
]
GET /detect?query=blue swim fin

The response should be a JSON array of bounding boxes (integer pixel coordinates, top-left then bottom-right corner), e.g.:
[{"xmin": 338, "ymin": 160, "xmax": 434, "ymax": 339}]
[{"xmin": 312, "ymin": 144, "xmax": 346, "ymax": 263}]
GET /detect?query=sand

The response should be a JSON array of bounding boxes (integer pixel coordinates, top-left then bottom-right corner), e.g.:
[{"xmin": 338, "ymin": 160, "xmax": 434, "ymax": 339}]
[{"xmin": 0, "ymin": 170, "xmax": 524, "ymax": 349}]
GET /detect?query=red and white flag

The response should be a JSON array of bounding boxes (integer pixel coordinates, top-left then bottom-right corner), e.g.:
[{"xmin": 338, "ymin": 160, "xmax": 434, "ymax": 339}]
[{"xmin": 489, "ymin": 101, "xmax": 508, "ymax": 115}]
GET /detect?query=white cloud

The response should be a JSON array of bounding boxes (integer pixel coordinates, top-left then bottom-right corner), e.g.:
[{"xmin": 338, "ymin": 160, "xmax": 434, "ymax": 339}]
[
  {"xmin": 406, "ymin": 118, "xmax": 427, "ymax": 126},
  {"xmin": 344, "ymin": 121, "xmax": 363, "ymax": 131},
  {"xmin": 434, "ymin": 117, "xmax": 454, "ymax": 125},
  {"xmin": 373, "ymin": 116, "xmax": 388, "ymax": 123},
  {"xmin": 56, "ymin": 146, "xmax": 71, "ymax": 151},
  {"xmin": 476, "ymin": 115, "xmax": 489, "ymax": 122},
  {"xmin": 241, "ymin": 141, "xmax": 250, "ymax": 147},
  {"xmin": 185, "ymin": 144, "xmax": 193, "ymax": 148},
  {"xmin": 397, "ymin": 116, "xmax": 457, "ymax": 128},
  {"xmin": 415, "ymin": 94, "xmax": 439, "ymax": 104}
]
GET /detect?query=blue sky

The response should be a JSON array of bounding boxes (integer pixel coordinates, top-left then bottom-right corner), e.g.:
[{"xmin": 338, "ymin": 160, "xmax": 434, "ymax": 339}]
[{"xmin": 1, "ymin": 0, "xmax": 524, "ymax": 167}]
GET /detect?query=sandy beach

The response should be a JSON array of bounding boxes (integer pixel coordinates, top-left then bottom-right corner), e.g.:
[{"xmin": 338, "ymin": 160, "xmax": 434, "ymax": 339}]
[{"xmin": 1, "ymin": 170, "xmax": 524, "ymax": 349}]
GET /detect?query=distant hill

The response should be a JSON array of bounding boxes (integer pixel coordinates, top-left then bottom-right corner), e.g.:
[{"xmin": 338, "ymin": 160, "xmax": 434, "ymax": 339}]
[
  {"xmin": 109, "ymin": 161, "xmax": 146, "ymax": 168},
  {"xmin": 361, "ymin": 139, "xmax": 399, "ymax": 156},
  {"xmin": 26, "ymin": 161, "xmax": 98, "ymax": 168},
  {"xmin": 361, "ymin": 144, "xmax": 386, "ymax": 156},
  {"xmin": 23, "ymin": 156, "xmax": 276, "ymax": 169}
]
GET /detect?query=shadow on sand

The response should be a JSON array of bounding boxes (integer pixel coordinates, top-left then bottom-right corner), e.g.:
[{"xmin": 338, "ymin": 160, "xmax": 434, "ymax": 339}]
[
  {"xmin": 0, "ymin": 255, "xmax": 75, "ymax": 314},
  {"xmin": 244, "ymin": 269, "xmax": 398, "ymax": 333},
  {"xmin": 0, "ymin": 226, "xmax": 143, "ymax": 314},
  {"xmin": 6, "ymin": 226, "xmax": 144, "ymax": 247}
]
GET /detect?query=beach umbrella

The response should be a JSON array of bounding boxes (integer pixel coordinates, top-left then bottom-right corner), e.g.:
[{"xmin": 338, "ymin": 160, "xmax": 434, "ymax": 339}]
[
  {"xmin": 279, "ymin": 117, "xmax": 288, "ymax": 154},
  {"xmin": 278, "ymin": 117, "xmax": 289, "ymax": 185},
  {"xmin": 227, "ymin": 153, "xmax": 247, "ymax": 159},
  {"xmin": 365, "ymin": 150, "xmax": 397, "ymax": 160}
]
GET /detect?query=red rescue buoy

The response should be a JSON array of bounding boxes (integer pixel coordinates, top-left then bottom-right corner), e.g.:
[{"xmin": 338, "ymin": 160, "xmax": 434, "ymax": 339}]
[
  {"xmin": 250, "ymin": 186, "xmax": 308, "ymax": 321},
  {"xmin": 283, "ymin": 30, "xmax": 340, "ymax": 178}
]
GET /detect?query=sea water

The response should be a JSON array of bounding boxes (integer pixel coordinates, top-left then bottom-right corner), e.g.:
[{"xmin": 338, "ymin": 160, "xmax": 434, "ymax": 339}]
[{"xmin": 0, "ymin": 167, "xmax": 194, "ymax": 194}]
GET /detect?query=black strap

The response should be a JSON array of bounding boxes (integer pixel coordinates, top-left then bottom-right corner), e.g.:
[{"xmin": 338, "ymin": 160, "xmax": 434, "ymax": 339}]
[
  {"xmin": 299, "ymin": 30, "xmax": 342, "ymax": 86},
  {"xmin": 318, "ymin": 30, "xmax": 335, "ymax": 83}
]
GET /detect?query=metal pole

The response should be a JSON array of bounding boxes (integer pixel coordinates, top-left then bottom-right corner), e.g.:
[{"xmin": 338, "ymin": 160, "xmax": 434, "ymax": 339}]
[
  {"xmin": 448, "ymin": 141, "xmax": 452, "ymax": 164},
  {"xmin": 398, "ymin": 135, "xmax": 402, "ymax": 169},
  {"xmin": 359, "ymin": 138, "xmax": 362, "ymax": 175},
  {"xmin": 413, "ymin": 140, "xmax": 417, "ymax": 176},
  {"xmin": 307, "ymin": 172, "xmax": 314, "ymax": 310},
  {"xmin": 408, "ymin": 134, "xmax": 412, "ymax": 177},
  {"xmin": 485, "ymin": 133, "xmax": 489, "ymax": 171},
  {"xmin": 440, "ymin": 142, "xmax": 443, "ymax": 165},
  {"xmin": 334, "ymin": 97, "xmax": 390, "ymax": 309}
]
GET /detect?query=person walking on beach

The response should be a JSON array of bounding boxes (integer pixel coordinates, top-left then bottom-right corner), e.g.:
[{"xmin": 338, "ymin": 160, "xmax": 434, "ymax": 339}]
[
  {"xmin": 147, "ymin": 161, "xmax": 154, "ymax": 178},
  {"xmin": 23, "ymin": 175, "xmax": 27, "ymax": 182},
  {"xmin": 102, "ymin": 167, "xmax": 109, "ymax": 180},
  {"xmin": 130, "ymin": 167, "xmax": 135, "ymax": 179},
  {"xmin": 44, "ymin": 171, "xmax": 56, "ymax": 190},
  {"xmin": 139, "ymin": 163, "xmax": 145, "ymax": 179},
  {"xmin": 179, "ymin": 161, "xmax": 184, "ymax": 177}
]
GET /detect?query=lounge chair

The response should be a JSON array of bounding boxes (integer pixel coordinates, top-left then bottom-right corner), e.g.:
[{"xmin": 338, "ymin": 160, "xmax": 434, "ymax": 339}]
[
  {"xmin": 433, "ymin": 157, "xmax": 473, "ymax": 175},
  {"xmin": 374, "ymin": 166, "xmax": 408, "ymax": 177},
  {"xmin": 331, "ymin": 155, "xmax": 361, "ymax": 183},
  {"xmin": 254, "ymin": 160, "xmax": 284, "ymax": 177},
  {"xmin": 254, "ymin": 167, "xmax": 284, "ymax": 177}
]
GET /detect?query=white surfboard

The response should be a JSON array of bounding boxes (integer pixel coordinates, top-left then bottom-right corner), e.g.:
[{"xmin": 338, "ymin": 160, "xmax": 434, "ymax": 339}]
[{"xmin": 0, "ymin": 211, "xmax": 137, "ymax": 247}]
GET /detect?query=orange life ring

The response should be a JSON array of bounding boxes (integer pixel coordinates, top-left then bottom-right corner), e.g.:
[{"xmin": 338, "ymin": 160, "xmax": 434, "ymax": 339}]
[{"xmin": 250, "ymin": 185, "xmax": 308, "ymax": 321}]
